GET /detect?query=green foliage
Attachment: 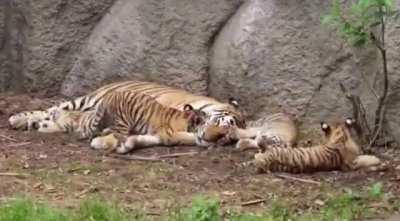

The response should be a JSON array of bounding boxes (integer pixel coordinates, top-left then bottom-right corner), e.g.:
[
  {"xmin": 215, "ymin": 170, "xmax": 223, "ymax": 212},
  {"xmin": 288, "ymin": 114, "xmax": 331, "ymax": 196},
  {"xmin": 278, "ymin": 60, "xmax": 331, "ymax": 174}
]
[
  {"xmin": 0, "ymin": 198, "xmax": 71, "ymax": 221},
  {"xmin": 0, "ymin": 187, "xmax": 396, "ymax": 221},
  {"xmin": 189, "ymin": 197, "xmax": 220, "ymax": 221},
  {"xmin": 321, "ymin": 192, "xmax": 364, "ymax": 221},
  {"xmin": 169, "ymin": 197, "xmax": 220, "ymax": 221},
  {"xmin": 369, "ymin": 182, "xmax": 383, "ymax": 199},
  {"xmin": 322, "ymin": 0, "xmax": 397, "ymax": 47},
  {"xmin": 76, "ymin": 198, "xmax": 145, "ymax": 221}
]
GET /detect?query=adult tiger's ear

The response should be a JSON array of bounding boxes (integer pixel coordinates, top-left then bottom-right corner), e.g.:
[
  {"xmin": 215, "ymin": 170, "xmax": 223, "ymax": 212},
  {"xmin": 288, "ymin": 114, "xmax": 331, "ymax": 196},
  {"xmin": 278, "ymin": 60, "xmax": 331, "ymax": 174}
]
[
  {"xmin": 320, "ymin": 121, "xmax": 331, "ymax": 136},
  {"xmin": 228, "ymin": 97, "xmax": 239, "ymax": 108}
]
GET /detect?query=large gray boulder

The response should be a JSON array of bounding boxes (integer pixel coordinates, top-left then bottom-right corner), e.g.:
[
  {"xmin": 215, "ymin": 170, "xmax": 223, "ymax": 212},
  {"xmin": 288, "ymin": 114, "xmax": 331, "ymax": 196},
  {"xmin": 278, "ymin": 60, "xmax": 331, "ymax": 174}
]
[
  {"xmin": 208, "ymin": 0, "xmax": 393, "ymax": 133},
  {"xmin": 61, "ymin": 0, "xmax": 242, "ymax": 96},
  {"xmin": 0, "ymin": 0, "xmax": 115, "ymax": 93}
]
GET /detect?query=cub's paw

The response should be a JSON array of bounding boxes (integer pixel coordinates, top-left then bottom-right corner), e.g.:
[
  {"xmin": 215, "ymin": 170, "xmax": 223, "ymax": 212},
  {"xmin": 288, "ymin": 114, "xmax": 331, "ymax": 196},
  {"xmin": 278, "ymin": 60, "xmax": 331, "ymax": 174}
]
[{"xmin": 90, "ymin": 134, "xmax": 119, "ymax": 150}]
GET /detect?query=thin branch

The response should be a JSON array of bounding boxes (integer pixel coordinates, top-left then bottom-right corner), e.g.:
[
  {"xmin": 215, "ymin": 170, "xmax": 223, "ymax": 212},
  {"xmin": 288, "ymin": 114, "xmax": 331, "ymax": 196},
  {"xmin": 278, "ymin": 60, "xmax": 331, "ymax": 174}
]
[
  {"xmin": 359, "ymin": 71, "xmax": 379, "ymax": 100},
  {"xmin": 159, "ymin": 151, "xmax": 199, "ymax": 158},
  {"xmin": 274, "ymin": 174, "xmax": 321, "ymax": 186},
  {"xmin": 0, "ymin": 172, "xmax": 29, "ymax": 177},
  {"xmin": 0, "ymin": 134, "xmax": 18, "ymax": 142},
  {"xmin": 109, "ymin": 154, "xmax": 160, "ymax": 161},
  {"xmin": 240, "ymin": 199, "xmax": 266, "ymax": 206},
  {"xmin": 109, "ymin": 151, "xmax": 200, "ymax": 162},
  {"xmin": 6, "ymin": 142, "xmax": 31, "ymax": 147}
]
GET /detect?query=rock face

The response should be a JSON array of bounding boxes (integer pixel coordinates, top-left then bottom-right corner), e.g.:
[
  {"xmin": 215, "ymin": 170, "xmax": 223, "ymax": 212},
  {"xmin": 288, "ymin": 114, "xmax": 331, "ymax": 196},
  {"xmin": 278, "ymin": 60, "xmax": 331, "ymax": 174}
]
[
  {"xmin": 61, "ymin": 0, "xmax": 242, "ymax": 96},
  {"xmin": 1, "ymin": 0, "xmax": 400, "ymax": 142},
  {"xmin": 209, "ymin": 0, "xmax": 377, "ymax": 124},
  {"xmin": 0, "ymin": 0, "xmax": 115, "ymax": 93}
]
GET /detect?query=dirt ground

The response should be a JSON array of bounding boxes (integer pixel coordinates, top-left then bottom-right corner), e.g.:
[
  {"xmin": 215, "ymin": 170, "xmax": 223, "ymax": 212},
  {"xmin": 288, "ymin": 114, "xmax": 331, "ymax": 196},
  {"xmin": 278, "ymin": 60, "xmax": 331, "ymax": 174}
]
[{"xmin": 0, "ymin": 93, "xmax": 399, "ymax": 219}]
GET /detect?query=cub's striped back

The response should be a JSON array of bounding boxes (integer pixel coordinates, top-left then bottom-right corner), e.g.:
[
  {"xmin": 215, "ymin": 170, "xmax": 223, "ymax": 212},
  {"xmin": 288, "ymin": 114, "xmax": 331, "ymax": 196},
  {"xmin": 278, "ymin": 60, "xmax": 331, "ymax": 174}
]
[
  {"xmin": 96, "ymin": 90, "xmax": 206, "ymax": 138},
  {"xmin": 252, "ymin": 118, "xmax": 362, "ymax": 173}
]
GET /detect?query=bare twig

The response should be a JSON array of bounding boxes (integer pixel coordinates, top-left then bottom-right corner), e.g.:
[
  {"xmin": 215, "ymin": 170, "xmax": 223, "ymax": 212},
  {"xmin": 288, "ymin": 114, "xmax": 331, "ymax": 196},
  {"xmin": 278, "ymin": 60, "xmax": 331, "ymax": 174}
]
[
  {"xmin": 370, "ymin": 6, "xmax": 389, "ymax": 147},
  {"xmin": 0, "ymin": 134, "xmax": 18, "ymax": 142},
  {"xmin": 109, "ymin": 151, "xmax": 200, "ymax": 162},
  {"xmin": 109, "ymin": 154, "xmax": 161, "ymax": 161},
  {"xmin": 158, "ymin": 151, "xmax": 199, "ymax": 158},
  {"xmin": 6, "ymin": 142, "xmax": 31, "ymax": 147},
  {"xmin": 274, "ymin": 174, "xmax": 321, "ymax": 186},
  {"xmin": 240, "ymin": 199, "xmax": 266, "ymax": 206},
  {"xmin": 145, "ymin": 211, "xmax": 161, "ymax": 216},
  {"xmin": 0, "ymin": 172, "xmax": 29, "ymax": 177},
  {"xmin": 339, "ymin": 83, "xmax": 370, "ymax": 144},
  {"xmin": 359, "ymin": 71, "xmax": 379, "ymax": 100}
]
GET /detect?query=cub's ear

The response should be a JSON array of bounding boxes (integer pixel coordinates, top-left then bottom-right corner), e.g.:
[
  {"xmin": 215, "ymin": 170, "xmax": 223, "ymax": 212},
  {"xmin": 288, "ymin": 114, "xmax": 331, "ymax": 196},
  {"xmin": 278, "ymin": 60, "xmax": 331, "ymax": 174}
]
[
  {"xmin": 228, "ymin": 97, "xmax": 239, "ymax": 108},
  {"xmin": 183, "ymin": 104, "xmax": 194, "ymax": 111},
  {"xmin": 345, "ymin": 118, "xmax": 355, "ymax": 127},
  {"xmin": 320, "ymin": 122, "xmax": 331, "ymax": 135}
]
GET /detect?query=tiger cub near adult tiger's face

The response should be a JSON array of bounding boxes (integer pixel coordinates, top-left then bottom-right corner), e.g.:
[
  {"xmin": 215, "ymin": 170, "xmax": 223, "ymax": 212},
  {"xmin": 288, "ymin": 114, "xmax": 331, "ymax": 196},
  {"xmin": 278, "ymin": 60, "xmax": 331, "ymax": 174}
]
[
  {"xmin": 251, "ymin": 118, "xmax": 380, "ymax": 173},
  {"xmin": 87, "ymin": 90, "xmax": 208, "ymax": 153},
  {"xmin": 8, "ymin": 81, "xmax": 245, "ymax": 132},
  {"xmin": 235, "ymin": 113, "xmax": 298, "ymax": 151}
]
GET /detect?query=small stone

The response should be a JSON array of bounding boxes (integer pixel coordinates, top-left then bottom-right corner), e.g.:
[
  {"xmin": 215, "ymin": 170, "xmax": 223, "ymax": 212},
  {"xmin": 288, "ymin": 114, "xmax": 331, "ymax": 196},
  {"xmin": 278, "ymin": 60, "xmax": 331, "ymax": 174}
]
[{"xmin": 314, "ymin": 199, "xmax": 325, "ymax": 206}]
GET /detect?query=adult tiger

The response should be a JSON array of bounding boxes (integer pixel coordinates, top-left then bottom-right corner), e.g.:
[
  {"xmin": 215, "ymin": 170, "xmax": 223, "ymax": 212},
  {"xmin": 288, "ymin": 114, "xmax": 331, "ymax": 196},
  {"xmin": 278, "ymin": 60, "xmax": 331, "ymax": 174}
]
[
  {"xmin": 250, "ymin": 118, "xmax": 381, "ymax": 173},
  {"xmin": 9, "ymin": 81, "xmax": 245, "ymax": 132}
]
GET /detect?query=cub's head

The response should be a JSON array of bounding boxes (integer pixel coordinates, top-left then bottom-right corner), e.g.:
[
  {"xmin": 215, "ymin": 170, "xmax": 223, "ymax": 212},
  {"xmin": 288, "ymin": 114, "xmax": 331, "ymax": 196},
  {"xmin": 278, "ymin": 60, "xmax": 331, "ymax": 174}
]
[
  {"xmin": 320, "ymin": 118, "xmax": 362, "ymax": 157},
  {"xmin": 36, "ymin": 109, "xmax": 81, "ymax": 133},
  {"xmin": 183, "ymin": 104, "xmax": 208, "ymax": 132}
]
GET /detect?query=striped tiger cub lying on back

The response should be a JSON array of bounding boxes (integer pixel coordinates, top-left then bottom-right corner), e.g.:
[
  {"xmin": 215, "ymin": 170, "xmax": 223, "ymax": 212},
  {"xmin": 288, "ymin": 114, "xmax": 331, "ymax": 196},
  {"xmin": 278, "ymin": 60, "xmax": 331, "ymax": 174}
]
[
  {"xmin": 8, "ymin": 81, "xmax": 245, "ymax": 133},
  {"xmin": 91, "ymin": 90, "xmax": 210, "ymax": 153},
  {"xmin": 37, "ymin": 90, "xmax": 210, "ymax": 152},
  {"xmin": 251, "ymin": 118, "xmax": 381, "ymax": 173}
]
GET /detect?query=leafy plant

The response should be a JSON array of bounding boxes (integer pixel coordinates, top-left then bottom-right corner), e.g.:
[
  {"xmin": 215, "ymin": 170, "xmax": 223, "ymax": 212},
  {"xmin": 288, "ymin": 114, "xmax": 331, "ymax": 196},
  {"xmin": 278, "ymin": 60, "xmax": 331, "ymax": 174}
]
[
  {"xmin": 322, "ymin": 0, "xmax": 399, "ymax": 148},
  {"xmin": 189, "ymin": 197, "xmax": 220, "ymax": 221},
  {"xmin": 369, "ymin": 182, "xmax": 383, "ymax": 199}
]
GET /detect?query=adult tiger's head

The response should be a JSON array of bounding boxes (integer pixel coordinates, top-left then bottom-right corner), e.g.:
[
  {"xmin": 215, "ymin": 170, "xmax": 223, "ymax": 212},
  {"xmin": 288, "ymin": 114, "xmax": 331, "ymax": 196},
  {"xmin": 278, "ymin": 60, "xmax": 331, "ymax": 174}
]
[
  {"xmin": 207, "ymin": 97, "xmax": 246, "ymax": 129},
  {"xmin": 320, "ymin": 117, "xmax": 362, "ymax": 160}
]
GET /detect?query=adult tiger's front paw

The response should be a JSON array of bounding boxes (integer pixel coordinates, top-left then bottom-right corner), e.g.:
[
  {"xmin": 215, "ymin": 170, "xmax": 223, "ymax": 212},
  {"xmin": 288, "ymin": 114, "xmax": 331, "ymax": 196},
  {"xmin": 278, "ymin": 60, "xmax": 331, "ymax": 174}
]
[{"xmin": 90, "ymin": 134, "xmax": 119, "ymax": 150}]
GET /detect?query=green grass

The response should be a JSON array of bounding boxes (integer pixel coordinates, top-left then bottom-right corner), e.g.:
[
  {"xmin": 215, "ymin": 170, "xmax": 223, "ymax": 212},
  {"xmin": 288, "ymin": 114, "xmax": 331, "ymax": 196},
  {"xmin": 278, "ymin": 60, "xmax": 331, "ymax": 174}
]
[{"xmin": 0, "ymin": 184, "xmax": 397, "ymax": 221}]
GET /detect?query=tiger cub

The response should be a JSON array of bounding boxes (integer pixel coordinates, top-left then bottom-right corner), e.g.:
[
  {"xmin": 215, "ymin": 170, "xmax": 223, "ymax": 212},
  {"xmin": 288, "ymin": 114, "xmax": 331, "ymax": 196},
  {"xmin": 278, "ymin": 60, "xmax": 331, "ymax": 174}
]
[
  {"xmin": 88, "ymin": 90, "xmax": 209, "ymax": 153},
  {"xmin": 36, "ymin": 108, "xmax": 104, "ymax": 139},
  {"xmin": 235, "ymin": 113, "xmax": 298, "ymax": 151},
  {"xmin": 251, "ymin": 118, "xmax": 381, "ymax": 173}
]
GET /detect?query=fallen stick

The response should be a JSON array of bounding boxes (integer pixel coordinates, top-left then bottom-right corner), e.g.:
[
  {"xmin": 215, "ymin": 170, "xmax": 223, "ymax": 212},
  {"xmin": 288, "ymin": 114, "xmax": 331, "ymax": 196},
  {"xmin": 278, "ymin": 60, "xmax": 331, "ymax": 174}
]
[
  {"xmin": 0, "ymin": 134, "xmax": 18, "ymax": 142},
  {"xmin": 240, "ymin": 199, "xmax": 266, "ymax": 206},
  {"xmin": 109, "ymin": 154, "xmax": 161, "ymax": 161},
  {"xmin": 109, "ymin": 151, "xmax": 200, "ymax": 161},
  {"xmin": 158, "ymin": 151, "xmax": 199, "ymax": 158},
  {"xmin": 7, "ymin": 142, "xmax": 31, "ymax": 147},
  {"xmin": 0, "ymin": 172, "xmax": 29, "ymax": 177},
  {"xmin": 274, "ymin": 174, "xmax": 321, "ymax": 186}
]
